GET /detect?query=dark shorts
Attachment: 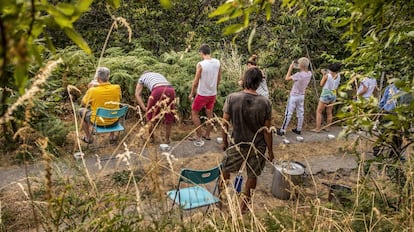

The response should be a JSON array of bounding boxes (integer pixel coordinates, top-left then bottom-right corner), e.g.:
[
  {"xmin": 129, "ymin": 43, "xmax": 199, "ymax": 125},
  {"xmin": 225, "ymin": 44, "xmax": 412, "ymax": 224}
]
[
  {"xmin": 221, "ymin": 145, "xmax": 266, "ymax": 178},
  {"xmin": 146, "ymin": 85, "xmax": 176, "ymax": 124},
  {"xmin": 79, "ymin": 108, "xmax": 92, "ymax": 124},
  {"xmin": 192, "ymin": 94, "xmax": 216, "ymax": 112}
]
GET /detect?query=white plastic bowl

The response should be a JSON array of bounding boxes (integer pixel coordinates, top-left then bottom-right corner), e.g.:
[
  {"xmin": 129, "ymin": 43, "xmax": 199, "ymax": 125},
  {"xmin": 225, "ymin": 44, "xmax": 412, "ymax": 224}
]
[
  {"xmin": 282, "ymin": 139, "xmax": 290, "ymax": 144},
  {"xmin": 327, "ymin": 134, "xmax": 336, "ymax": 140},
  {"xmin": 74, "ymin": 152, "xmax": 84, "ymax": 160},
  {"xmin": 159, "ymin": 144, "xmax": 170, "ymax": 151},
  {"xmin": 216, "ymin": 137, "xmax": 223, "ymax": 144}
]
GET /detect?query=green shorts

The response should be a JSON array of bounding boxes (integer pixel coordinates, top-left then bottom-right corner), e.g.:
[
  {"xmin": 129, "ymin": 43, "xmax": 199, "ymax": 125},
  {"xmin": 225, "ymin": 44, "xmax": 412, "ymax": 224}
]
[{"xmin": 221, "ymin": 145, "xmax": 266, "ymax": 178}]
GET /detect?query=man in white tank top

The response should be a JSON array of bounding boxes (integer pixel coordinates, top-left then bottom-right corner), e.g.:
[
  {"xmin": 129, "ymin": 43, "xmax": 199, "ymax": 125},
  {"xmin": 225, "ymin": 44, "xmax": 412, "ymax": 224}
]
[{"xmin": 188, "ymin": 44, "xmax": 221, "ymax": 146}]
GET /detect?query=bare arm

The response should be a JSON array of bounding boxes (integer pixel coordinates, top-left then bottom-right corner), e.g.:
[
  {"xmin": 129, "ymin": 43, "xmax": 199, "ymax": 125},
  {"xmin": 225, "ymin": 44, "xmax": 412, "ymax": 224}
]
[
  {"xmin": 264, "ymin": 119, "xmax": 274, "ymax": 161},
  {"xmin": 81, "ymin": 89, "xmax": 91, "ymax": 107},
  {"xmin": 189, "ymin": 63, "xmax": 202, "ymax": 100},
  {"xmin": 135, "ymin": 83, "xmax": 146, "ymax": 111},
  {"xmin": 217, "ymin": 66, "xmax": 222, "ymax": 86},
  {"xmin": 285, "ymin": 62, "xmax": 295, "ymax": 81},
  {"xmin": 357, "ymin": 83, "xmax": 368, "ymax": 96},
  {"xmin": 221, "ymin": 112, "xmax": 230, "ymax": 151},
  {"xmin": 320, "ymin": 70, "xmax": 328, "ymax": 87}
]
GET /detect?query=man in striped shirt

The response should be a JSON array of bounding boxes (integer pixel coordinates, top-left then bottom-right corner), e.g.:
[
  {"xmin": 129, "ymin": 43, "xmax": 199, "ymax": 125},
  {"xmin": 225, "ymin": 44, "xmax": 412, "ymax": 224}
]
[{"xmin": 135, "ymin": 72, "xmax": 176, "ymax": 144}]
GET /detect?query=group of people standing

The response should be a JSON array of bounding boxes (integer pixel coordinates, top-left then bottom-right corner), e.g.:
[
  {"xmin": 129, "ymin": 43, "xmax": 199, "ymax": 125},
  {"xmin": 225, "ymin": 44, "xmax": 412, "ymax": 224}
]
[{"xmin": 78, "ymin": 43, "xmax": 391, "ymax": 213}]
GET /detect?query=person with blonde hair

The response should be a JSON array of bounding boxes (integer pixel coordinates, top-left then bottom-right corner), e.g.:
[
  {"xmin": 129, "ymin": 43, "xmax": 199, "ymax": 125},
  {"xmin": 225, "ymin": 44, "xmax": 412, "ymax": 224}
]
[{"xmin": 276, "ymin": 57, "xmax": 312, "ymax": 136}]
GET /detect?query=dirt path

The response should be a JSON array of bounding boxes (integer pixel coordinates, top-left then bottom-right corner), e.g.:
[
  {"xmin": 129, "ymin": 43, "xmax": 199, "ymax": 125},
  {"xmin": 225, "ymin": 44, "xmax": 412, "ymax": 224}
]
[{"xmin": 0, "ymin": 126, "xmax": 361, "ymax": 189}]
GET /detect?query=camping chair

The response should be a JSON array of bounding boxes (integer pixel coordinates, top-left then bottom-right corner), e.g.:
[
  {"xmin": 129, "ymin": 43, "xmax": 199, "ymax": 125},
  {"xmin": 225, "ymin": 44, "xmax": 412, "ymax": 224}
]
[
  {"xmin": 91, "ymin": 106, "xmax": 128, "ymax": 148},
  {"xmin": 167, "ymin": 166, "xmax": 221, "ymax": 219}
]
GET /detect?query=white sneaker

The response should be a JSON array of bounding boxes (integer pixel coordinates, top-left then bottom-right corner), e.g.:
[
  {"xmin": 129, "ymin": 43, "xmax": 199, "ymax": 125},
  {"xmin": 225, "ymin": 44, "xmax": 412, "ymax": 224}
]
[{"xmin": 193, "ymin": 140, "xmax": 205, "ymax": 147}]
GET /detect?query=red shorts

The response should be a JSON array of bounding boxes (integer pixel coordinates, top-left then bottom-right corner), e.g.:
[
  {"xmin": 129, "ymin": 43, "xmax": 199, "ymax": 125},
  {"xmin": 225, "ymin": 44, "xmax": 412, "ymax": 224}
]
[
  {"xmin": 146, "ymin": 86, "xmax": 176, "ymax": 124},
  {"xmin": 192, "ymin": 94, "xmax": 216, "ymax": 112}
]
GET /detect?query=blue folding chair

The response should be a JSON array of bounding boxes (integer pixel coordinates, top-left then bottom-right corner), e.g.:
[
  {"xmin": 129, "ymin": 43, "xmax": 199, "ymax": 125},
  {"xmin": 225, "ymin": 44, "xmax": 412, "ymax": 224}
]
[
  {"xmin": 167, "ymin": 166, "xmax": 221, "ymax": 219},
  {"xmin": 91, "ymin": 106, "xmax": 128, "ymax": 147}
]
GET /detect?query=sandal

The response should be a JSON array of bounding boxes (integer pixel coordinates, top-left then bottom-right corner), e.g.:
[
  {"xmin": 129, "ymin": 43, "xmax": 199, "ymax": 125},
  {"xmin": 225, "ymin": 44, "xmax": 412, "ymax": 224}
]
[
  {"xmin": 187, "ymin": 136, "xmax": 197, "ymax": 141},
  {"xmin": 240, "ymin": 194, "xmax": 251, "ymax": 214},
  {"xmin": 81, "ymin": 136, "xmax": 93, "ymax": 144},
  {"xmin": 311, "ymin": 129, "xmax": 321, "ymax": 133},
  {"xmin": 202, "ymin": 135, "xmax": 211, "ymax": 141},
  {"xmin": 193, "ymin": 140, "xmax": 205, "ymax": 147}
]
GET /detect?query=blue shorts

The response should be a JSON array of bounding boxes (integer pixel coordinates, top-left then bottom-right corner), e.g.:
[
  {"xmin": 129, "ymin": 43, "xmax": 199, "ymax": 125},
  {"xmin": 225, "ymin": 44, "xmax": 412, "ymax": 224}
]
[
  {"xmin": 319, "ymin": 95, "xmax": 336, "ymax": 104},
  {"xmin": 320, "ymin": 89, "xmax": 336, "ymax": 104}
]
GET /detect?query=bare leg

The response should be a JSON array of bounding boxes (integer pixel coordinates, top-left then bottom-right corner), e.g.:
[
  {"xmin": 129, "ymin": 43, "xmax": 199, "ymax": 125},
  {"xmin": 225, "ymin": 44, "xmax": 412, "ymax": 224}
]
[
  {"xmin": 241, "ymin": 177, "xmax": 257, "ymax": 211},
  {"xmin": 165, "ymin": 123, "xmax": 172, "ymax": 143},
  {"xmin": 109, "ymin": 132, "xmax": 115, "ymax": 140},
  {"xmin": 218, "ymin": 171, "xmax": 231, "ymax": 201},
  {"xmin": 313, "ymin": 101, "xmax": 325, "ymax": 131},
  {"xmin": 326, "ymin": 104, "xmax": 333, "ymax": 128},
  {"xmin": 191, "ymin": 110, "xmax": 202, "ymax": 139},
  {"xmin": 148, "ymin": 122, "xmax": 155, "ymax": 142},
  {"xmin": 204, "ymin": 108, "xmax": 214, "ymax": 138},
  {"xmin": 81, "ymin": 121, "xmax": 91, "ymax": 140}
]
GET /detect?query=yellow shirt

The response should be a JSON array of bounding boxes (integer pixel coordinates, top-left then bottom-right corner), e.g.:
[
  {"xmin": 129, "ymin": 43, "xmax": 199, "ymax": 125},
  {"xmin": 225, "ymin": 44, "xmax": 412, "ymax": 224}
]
[{"xmin": 82, "ymin": 83, "xmax": 122, "ymax": 126}]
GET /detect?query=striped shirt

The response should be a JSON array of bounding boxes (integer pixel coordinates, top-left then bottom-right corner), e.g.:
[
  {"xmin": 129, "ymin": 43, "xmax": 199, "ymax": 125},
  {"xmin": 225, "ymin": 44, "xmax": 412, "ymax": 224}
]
[
  {"xmin": 256, "ymin": 79, "xmax": 269, "ymax": 98},
  {"xmin": 138, "ymin": 72, "xmax": 170, "ymax": 91},
  {"xmin": 290, "ymin": 71, "xmax": 312, "ymax": 96}
]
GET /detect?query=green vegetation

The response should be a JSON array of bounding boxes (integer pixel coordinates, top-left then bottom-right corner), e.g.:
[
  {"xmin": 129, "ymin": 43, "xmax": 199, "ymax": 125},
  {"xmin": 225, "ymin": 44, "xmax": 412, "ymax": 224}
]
[{"xmin": 0, "ymin": 0, "xmax": 413, "ymax": 231}]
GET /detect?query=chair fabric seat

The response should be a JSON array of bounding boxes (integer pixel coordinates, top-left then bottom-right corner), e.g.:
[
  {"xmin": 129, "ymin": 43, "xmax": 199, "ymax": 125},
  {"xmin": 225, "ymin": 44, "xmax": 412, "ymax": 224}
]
[
  {"xmin": 167, "ymin": 186, "xmax": 220, "ymax": 210},
  {"xmin": 95, "ymin": 123, "xmax": 124, "ymax": 133}
]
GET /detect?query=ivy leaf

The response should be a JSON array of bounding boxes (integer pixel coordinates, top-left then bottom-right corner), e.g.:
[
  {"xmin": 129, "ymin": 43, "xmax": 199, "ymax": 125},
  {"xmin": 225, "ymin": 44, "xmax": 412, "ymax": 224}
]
[
  {"xmin": 264, "ymin": 3, "xmax": 272, "ymax": 20},
  {"xmin": 223, "ymin": 24, "xmax": 244, "ymax": 35},
  {"xmin": 209, "ymin": 2, "xmax": 233, "ymax": 18},
  {"xmin": 248, "ymin": 26, "xmax": 256, "ymax": 53},
  {"xmin": 77, "ymin": 0, "xmax": 93, "ymax": 13},
  {"xmin": 14, "ymin": 64, "xmax": 28, "ymax": 94},
  {"xmin": 159, "ymin": 0, "xmax": 172, "ymax": 9},
  {"xmin": 56, "ymin": 3, "xmax": 75, "ymax": 16},
  {"xmin": 106, "ymin": 0, "xmax": 120, "ymax": 8},
  {"xmin": 64, "ymin": 28, "xmax": 91, "ymax": 54}
]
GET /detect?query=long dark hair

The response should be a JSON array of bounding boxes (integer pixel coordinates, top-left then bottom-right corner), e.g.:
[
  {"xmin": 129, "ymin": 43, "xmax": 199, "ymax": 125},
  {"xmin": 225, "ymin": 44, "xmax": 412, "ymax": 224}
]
[{"xmin": 243, "ymin": 67, "xmax": 263, "ymax": 90}]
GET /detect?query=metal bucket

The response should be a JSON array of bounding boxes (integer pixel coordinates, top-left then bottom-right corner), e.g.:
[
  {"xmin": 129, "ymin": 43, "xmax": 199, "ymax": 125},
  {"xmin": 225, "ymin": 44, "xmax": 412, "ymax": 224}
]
[{"xmin": 271, "ymin": 161, "xmax": 305, "ymax": 200}]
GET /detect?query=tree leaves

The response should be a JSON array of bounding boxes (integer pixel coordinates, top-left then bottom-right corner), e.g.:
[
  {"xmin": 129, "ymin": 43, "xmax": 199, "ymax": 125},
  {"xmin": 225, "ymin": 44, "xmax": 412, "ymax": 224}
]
[
  {"xmin": 106, "ymin": 0, "xmax": 121, "ymax": 8},
  {"xmin": 64, "ymin": 28, "xmax": 92, "ymax": 55}
]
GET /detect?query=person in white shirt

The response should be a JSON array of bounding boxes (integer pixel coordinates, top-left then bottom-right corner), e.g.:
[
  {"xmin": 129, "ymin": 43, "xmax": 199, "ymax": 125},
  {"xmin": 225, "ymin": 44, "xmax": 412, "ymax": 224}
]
[
  {"xmin": 357, "ymin": 76, "xmax": 377, "ymax": 99},
  {"xmin": 277, "ymin": 57, "xmax": 312, "ymax": 136},
  {"xmin": 312, "ymin": 62, "xmax": 342, "ymax": 132},
  {"xmin": 188, "ymin": 44, "xmax": 221, "ymax": 146},
  {"xmin": 244, "ymin": 55, "xmax": 269, "ymax": 98}
]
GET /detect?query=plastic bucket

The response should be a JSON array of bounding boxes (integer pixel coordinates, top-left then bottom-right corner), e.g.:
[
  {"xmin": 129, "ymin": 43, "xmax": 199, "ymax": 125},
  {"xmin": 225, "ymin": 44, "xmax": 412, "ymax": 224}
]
[{"xmin": 271, "ymin": 161, "xmax": 305, "ymax": 200}]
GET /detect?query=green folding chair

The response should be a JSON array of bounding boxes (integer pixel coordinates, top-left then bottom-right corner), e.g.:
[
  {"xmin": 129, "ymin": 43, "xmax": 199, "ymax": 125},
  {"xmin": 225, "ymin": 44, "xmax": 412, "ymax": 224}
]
[
  {"xmin": 91, "ymin": 106, "xmax": 128, "ymax": 147},
  {"xmin": 167, "ymin": 166, "xmax": 221, "ymax": 218}
]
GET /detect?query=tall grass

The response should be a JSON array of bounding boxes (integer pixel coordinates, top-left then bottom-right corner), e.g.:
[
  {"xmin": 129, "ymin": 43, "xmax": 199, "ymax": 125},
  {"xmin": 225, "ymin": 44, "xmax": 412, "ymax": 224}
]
[{"xmin": 0, "ymin": 21, "xmax": 413, "ymax": 231}]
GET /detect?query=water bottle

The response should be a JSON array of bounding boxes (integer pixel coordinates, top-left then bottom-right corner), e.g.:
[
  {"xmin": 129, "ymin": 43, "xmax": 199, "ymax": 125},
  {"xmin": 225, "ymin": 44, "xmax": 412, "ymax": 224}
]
[{"xmin": 234, "ymin": 171, "xmax": 243, "ymax": 193}]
